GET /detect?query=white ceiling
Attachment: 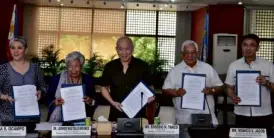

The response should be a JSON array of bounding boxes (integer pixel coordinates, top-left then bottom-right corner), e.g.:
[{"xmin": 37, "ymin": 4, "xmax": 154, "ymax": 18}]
[{"xmin": 22, "ymin": 0, "xmax": 274, "ymax": 11}]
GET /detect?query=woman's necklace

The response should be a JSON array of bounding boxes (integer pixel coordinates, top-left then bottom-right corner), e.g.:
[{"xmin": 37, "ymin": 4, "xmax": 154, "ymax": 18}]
[{"xmin": 70, "ymin": 77, "xmax": 80, "ymax": 84}]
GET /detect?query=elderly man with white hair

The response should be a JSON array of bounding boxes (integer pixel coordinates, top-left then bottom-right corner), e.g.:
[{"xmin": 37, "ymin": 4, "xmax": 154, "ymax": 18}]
[{"xmin": 162, "ymin": 40, "xmax": 223, "ymax": 126}]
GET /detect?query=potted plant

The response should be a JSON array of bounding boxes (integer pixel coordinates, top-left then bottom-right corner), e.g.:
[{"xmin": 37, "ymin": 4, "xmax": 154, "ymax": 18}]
[{"xmin": 41, "ymin": 45, "xmax": 65, "ymax": 76}]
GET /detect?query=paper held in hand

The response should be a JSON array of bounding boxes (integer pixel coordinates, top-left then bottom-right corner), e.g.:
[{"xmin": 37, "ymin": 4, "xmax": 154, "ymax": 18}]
[
  {"xmin": 13, "ymin": 85, "xmax": 40, "ymax": 118},
  {"xmin": 181, "ymin": 73, "xmax": 206, "ymax": 110},
  {"xmin": 236, "ymin": 71, "xmax": 261, "ymax": 106},
  {"xmin": 121, "ymin": 81, "xmax": 154, "ymax": 118},
  {"xmin": 61, "ymin": 85, "xmax": 86, "ymax": 121}
]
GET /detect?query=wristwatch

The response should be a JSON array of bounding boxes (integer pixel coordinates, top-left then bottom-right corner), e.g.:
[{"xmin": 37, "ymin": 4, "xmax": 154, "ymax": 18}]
[{"xmin": 211, "ymin": 88, "xmax": 216, "ymax": 93}]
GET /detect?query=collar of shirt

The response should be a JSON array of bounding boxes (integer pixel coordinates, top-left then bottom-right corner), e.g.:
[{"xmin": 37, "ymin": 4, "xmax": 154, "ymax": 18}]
[
  {"xmin": 117, "ymin": 56, "xmax": 136, "ymax": 67},
  {"xmin": 241, "ymin": 57, "xmax": 257, "ymax": 64},
  {"xmin": 180, "ymin": 60, "xmax": 202, "ymax": 72}
]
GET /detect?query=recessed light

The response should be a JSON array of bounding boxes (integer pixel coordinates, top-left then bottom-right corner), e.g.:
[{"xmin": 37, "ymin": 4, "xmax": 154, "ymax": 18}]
[
  {"xmin": 171, "ymin": 0, "xmax": 175, "ymax": 2},
  {"xmin": 164, "ymin": 4, "xmax": 167, "ymax": 7},
  {"xmin": 238, "ymin": 1, "xmax": 242, "ymax": 5},
  {"xmin": 57, "ymin": 0, "xmax": 60, "ymax": 2},
  {"xmin": 60, "ymin": 3, "xmax": 64, "ymax": 6},
  {"xmin": 160, "ymin": 7, "xmax": 163, "ymax": 10}
]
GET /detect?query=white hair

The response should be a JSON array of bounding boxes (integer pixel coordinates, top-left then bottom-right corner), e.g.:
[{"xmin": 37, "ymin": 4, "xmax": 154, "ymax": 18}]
[
  {"xmin": 181, "ymin": 40, "xmax": 198, "ymax": 52},
  {"xmin": 65, "ymin": 51, "xmax": 85, "ymax": 67}
]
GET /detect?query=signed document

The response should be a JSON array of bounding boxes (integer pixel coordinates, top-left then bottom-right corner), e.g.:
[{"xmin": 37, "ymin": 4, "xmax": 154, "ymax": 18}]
[
  {"xmin": 121, "ymin": 82, "xmax": 154, "ymax": 118},
  {"xmin": 61, "ymin": 85, "xmax": 86, "ymax": 121},
  {"xmin": 181, "ymin": 73, "xmax": 206, "ymax": 110},
  {"xmin": 236, "ymin": 71, "xmax": 261, "ymax": 106},
  {"xmin": 13, "ymin": 85, "xmax": 40, "ymax": 117}
]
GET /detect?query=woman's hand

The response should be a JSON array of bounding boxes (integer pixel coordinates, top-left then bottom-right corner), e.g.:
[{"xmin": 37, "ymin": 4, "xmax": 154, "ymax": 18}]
[
  {"xmin": 83, "ymin": 96, "xmax": 94, "ymax": 106},
  {"xmin": 0, "ymin": 95, "xmax": 14, "ymax": 104},
  {"xmin": 54, "ymin": 98, "xmax": 64, "ymax": 106},
  {"xmin": 36, "ymin": 90, "xmax": 42, "ymax": 100}
]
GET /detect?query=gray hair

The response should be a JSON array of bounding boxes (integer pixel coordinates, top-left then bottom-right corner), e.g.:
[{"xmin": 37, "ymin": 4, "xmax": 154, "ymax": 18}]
[
  {"xmin": 65, "ymin": 51, "xmax": 85, "ymax": 66},
  {"xmin": 181, "ymin": 40, "xmax": 198, "ymax": 52},
  {"xmin": 9, "ymin": 37, "xmax": 28, "ymax": 49}
]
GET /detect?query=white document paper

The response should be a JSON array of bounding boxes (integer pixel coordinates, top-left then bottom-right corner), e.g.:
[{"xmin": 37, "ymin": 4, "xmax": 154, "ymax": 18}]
[
  {"xmin": 13, "ymin": 85, "xmax": 40, "ymax": 117},
  {"xmin": 237, "ymin": 72, "xmax": 260, "ymax": 106},
  {"xmin": 181, "ymin": 74, "xmax": 206, "ymax": 110},
  {"xmin": 121, "ymin": 82, "xmax": 154, "ymax": 118},
  {"xmin": 61, "ymin": 85, "xmax": 86, "ymax": 121}
]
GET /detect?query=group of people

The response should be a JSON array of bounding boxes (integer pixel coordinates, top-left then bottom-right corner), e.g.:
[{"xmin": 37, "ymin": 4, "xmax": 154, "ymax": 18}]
[
  {"xmin": 162, "ymin": 34, "xmax": 274, "ymax": 133},
  {"xmin": 0, "ymin": 34, "xmax": 273, "ymax": 134}
]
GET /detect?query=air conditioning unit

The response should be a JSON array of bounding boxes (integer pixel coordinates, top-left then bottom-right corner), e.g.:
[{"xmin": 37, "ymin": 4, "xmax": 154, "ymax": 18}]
[{"xmin": 213, "ymin": 33, "xmax": 238, "ymax": 74}]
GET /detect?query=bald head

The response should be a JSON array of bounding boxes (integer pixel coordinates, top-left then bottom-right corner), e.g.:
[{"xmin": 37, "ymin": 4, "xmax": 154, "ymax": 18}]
[
  {"xmin": 116, "ymin": 36, "xmax": 134, "ymax": 50},
  {"xmin": 116, "ymin": 36, "xmax": 134, "ymax": 63}
]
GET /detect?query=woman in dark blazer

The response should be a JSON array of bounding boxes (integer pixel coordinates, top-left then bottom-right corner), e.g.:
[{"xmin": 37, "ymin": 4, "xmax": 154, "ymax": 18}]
[{"xmin": 46, "ymin": 51, "xmax": 97, "ymax": 122}]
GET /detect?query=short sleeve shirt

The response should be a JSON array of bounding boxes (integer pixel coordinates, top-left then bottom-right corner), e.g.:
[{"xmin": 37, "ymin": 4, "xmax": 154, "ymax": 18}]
[
  {"xmin": 225, "ymin": 57, "xmax": 274, "ymax": 116},
  {"xmin": 163, "ymin": 60, "xmax": 223, "ymax": 125}
]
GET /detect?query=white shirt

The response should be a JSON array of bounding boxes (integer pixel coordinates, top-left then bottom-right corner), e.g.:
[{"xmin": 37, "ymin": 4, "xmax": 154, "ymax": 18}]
[
  {"xmin": 163, "ymin": 60, "xmax": 223, "ymax": 125},
  {"xmin": 225, "ymin": 57, "xmax": 274, "ymax": 116}
]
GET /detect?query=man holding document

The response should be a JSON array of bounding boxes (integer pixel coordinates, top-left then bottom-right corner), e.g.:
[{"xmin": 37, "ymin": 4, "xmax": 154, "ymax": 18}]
[
  {"xmin": 100, "ymin": 36, "xmax": 155, "ymax": 123},
  {"xmin": 225, "ymin": 34, "xmax": 274, "ymax": 132},
  {"xmin": 162, "ymin": 40, "xmax": 223, "ymax": 126}
]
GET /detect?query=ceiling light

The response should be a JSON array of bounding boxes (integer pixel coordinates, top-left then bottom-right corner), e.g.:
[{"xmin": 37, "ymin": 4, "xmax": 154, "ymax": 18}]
[
  {"xmin": 160, "ymin": 7, "xmax": 163, "ymax": 10},
  {"xmin": 57, "ymin": 0, "xmax": 60, "ymax": 2},
  {"xmin": 171, "ymin": 0, "xmax": 175, "ymax": 2},
  {"xmin": 164, "ymin": 4, "xmax": 167, "ymax": 7},
  {"xmin": 71, "ymin": 0, "xmax": 73, "ymax": 4},
  {"xmin": 60, "ymin": 3, "xmax": 64, "ymax": 6},
  {"xmin": 238, "ymin": 1, "xmax": 242, "ymax": 5}
]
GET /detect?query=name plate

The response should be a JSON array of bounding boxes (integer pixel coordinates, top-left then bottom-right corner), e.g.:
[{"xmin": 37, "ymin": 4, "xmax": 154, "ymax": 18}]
[
  {"xmin": 0, "ymin": 126, "xmax": 26, "ymax": 136},
  {"xmin": 229, "ymin": 128, "xmax": 267, "ymax": 138},
  {"xmin": 52, "ymin": 126, "xmax": 91, "ymax": 136},
  {"xmin": 143, "ymin": 124, "xmax": 179, "ymax": 134}
]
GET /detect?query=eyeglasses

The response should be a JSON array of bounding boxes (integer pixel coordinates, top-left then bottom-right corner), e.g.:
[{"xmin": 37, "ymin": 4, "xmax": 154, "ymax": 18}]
[
  {"xmin": 68, "ymin": 66, "xmax": 81, "ymax": 71},
  {"xmin": 183, "ymin": 51, "xmax": 197, "ymax": 55}
]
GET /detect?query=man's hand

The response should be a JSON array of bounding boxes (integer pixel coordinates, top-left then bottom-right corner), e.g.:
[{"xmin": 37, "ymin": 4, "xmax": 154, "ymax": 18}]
[
  {"xmin": 147, "ymin": 96, "xmax": 155, "ymax": 103},
  {"xmin": 256, "ymin": 75, "xmax": 268, "ymax": 86},
  {"xmin": 231, "ymin": 95, "xmax": 241, "ymax": 104},
  {"xmin": 175, "ymin": 88, "xmax": 186, "ymax": 97},
  {"xmin": 202, "ymin": 87, "xmax": 213, "ymax": 95},
  {"xmin": 111, "ymin": 101, "xmax": 123, "ymax": 112}
]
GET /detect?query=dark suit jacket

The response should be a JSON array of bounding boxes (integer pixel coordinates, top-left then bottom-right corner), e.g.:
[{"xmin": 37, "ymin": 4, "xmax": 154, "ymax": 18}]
[{"xmin": 46, "ymin": 73, "xmax": 97, "ymax": 121}]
